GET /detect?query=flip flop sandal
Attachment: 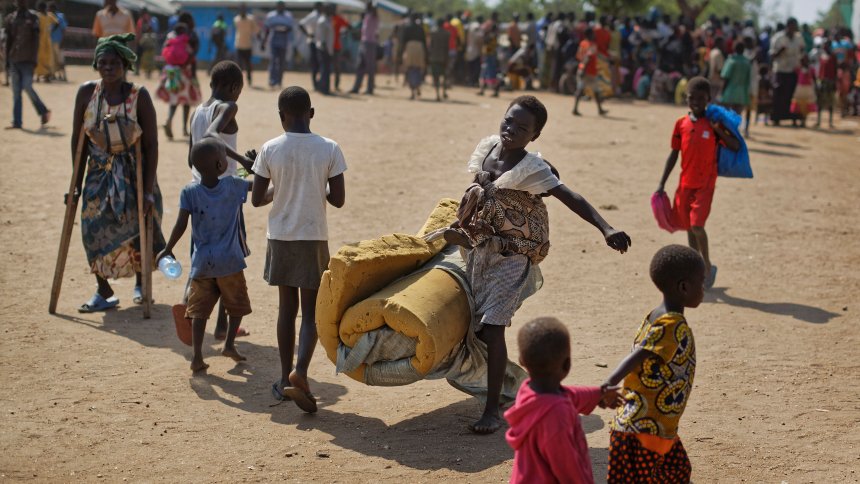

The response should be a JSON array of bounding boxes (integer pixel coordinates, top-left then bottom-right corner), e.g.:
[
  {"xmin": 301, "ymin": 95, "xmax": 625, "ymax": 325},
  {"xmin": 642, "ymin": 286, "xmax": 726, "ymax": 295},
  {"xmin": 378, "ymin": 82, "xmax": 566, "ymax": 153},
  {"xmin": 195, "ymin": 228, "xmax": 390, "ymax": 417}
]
[
  {"xmin": 706, "ymin": 265, "xmax": 718, "ymax": 289},
  {"xmin": 132, "ymin": 286, "xmax": 153, "ymax": 305},
  {"xmin": 271, "ymin": 380, "xmax": 291, "ymax": 402},
  {"xmin": 215, "ymin": 327, "xmax": 250, "ymax": 340},
  {"xmin": 78, "ymin": 293, "xmax": 119, "ymax": 313},
  {"xmin": 172, "ymin": 304, "xmax": 192, "ymax": 346},
  {"xmin": 282, "ymin": 387, "xmax": 318, "ymax": 414}
]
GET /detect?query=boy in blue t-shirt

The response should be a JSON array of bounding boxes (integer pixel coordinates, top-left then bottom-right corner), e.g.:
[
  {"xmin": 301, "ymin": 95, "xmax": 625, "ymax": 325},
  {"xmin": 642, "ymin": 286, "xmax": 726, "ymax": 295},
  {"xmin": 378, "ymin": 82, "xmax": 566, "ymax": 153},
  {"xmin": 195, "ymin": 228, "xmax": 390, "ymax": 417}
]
[{"xmin": 159, "ymin": 139, "xmax": 269, "ymax": 372}]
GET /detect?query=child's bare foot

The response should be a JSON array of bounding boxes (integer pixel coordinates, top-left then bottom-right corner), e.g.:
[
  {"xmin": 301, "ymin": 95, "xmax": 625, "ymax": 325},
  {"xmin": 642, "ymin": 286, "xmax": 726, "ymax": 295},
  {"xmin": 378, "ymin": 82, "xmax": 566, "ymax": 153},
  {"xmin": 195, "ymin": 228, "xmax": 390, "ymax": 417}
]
[
  {"xmin": 283, "ymin": 371, "xmax": 318, "ymax": 413},
  {"xmin": 190, "ymin": 359, "xmax": 209, "ymax": 373},
  {"xmin": 288, "ymin": 371, "xmax": 310, "ymax": 393},
  {"xmin": 469, "ymin": 411, "xmax": 503, "ymax": 434},
  {"xmin": 221, "ymin": 347, "xmax": 246, "ymax": 362},
  {"xmin": 443, "ymin": 228, "xmax": 472, "ymax": 248}
]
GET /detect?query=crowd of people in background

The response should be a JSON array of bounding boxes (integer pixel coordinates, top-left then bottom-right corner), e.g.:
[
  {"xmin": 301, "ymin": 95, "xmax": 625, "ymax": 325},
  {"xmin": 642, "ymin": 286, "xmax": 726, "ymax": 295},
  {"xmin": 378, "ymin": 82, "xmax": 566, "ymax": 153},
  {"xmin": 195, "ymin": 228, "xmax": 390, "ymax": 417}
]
[
  {"xmin": 387, "ymin": 7, "xmax": 860, "ymax": 129},
  {"xmin": 3, "ymin": 0, "xmax": 860, "ymax": 130}
]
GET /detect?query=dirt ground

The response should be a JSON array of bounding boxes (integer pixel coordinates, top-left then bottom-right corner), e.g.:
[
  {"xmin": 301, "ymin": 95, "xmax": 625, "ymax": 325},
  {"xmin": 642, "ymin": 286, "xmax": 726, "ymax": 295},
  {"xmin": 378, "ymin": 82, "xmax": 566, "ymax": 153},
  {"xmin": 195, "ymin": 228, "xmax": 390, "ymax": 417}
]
[{"xmin": 0, "ymin": 65, "xmax": 858, "ymax": 483}]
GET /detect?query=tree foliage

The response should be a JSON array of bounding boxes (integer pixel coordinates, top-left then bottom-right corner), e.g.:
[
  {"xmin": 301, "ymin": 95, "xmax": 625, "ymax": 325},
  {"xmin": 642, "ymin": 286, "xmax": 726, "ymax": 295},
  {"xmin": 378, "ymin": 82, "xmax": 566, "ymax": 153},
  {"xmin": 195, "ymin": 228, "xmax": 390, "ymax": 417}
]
[
  {"xmin": 649, "ymin": 0, "xmax": 763, "ymax": 23},
  {"xmin": 587, "ymin": 0, "xmax": 649, "ymax": 17},
  {"xmin": 393, "ymin": 0, "xmax": 470, "ymax": 15},
  {"xmin": 816, "ymin": 0, "xmax": 843, "ymax": 29}
]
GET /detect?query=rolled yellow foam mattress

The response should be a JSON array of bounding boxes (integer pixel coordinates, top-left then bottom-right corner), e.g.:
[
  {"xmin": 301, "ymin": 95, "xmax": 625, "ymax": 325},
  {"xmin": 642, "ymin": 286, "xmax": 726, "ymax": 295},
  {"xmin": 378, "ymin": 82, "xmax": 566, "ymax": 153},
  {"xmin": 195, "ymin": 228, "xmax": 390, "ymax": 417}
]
[
  {"xmin": 316, "ymin": 199, "xmax": 466, "ymax": 383},
  {"xmin": 340, "ymin": 268, "xmax": 471, "ymax": 376}
]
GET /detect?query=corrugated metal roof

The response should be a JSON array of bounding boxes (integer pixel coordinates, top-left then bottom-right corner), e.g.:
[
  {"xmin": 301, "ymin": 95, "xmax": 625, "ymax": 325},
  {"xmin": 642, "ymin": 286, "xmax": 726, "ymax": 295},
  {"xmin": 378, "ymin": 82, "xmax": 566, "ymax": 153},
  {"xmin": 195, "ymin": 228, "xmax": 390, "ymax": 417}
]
[
  {"xmin": 175, "ymin": 0, "xmax": 365, "ymax": 11},
  {"xmin": 68, "ymin": 0, "xmax": 177, "ymax": 16},
  {"xmin": 174, "ymin": 0, "xmax": 408, "ymax": 15},
  {"xmin": 375, "ymin": 0, "xmax": 408, "ymax": 16}
]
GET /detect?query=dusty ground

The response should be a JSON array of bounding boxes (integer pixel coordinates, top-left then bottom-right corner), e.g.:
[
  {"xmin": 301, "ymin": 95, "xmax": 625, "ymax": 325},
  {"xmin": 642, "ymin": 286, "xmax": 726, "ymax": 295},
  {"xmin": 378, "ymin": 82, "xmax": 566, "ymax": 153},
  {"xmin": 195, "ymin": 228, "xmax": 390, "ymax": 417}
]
[{"xmin": 0, "ymin": 65, "xmax": 858, "ymax": 483}]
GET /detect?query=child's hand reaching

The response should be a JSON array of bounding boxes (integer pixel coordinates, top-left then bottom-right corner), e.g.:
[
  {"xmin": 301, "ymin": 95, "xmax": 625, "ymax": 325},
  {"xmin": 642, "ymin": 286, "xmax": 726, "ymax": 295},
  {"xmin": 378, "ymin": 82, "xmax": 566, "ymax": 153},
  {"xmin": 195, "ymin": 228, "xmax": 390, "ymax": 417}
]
[
  {"xmin": 603, "ymin": 228, "xmax": 632, "ymax": 254},
  {"xmin": 235, "ymin": 149, "xmax": 257, "ymax": 178},
  {"xmin": 598, "ymin": 383, "xmax": 624, "ymax": 409},
  {"xmin": 156, "ymin": 249, "xmax": 174, "ymax": 263}
]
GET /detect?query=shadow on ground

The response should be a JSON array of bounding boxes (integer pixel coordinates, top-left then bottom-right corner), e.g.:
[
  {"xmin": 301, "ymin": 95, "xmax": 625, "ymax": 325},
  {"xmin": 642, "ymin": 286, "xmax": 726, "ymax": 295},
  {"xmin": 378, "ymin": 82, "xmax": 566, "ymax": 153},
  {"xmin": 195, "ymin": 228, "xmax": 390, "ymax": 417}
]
[
  {"xmin": 747, "ymin": 147, "xmax": 801, "ymax": 158},
  {"xmin": 55, "ymin": 305, "xmax": 601, "ymax": 473},
  {"xmin": 705, "ymin": 287, "xmax": 842, "ymax": 324}
]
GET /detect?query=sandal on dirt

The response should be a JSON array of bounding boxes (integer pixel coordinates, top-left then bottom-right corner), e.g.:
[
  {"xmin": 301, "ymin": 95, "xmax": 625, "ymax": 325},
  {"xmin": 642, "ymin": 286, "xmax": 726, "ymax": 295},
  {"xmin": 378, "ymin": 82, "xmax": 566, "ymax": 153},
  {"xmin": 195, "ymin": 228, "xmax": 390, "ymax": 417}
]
[
  {"xmin": 172, "ymin": 304, "xmax": 192, "ymax": 346},
  {"xmin": 283, "ymin": 387, "xmax": 318, "ymax": 413},
  {"xmin": 78, "ymin": 293, "xmax": 119, "ymax": 313},
  {"xmin": 215, "ymin": 327, "xmax": 250, "ymax": 340},
  {"xmin": 271, "ymin": 380, "xmax": 292, "ymax": 402},
  {"xmin": 132, "ymin": 286, "xmax": 153, "ymax": 305},
  {"xmin": 706, "ymin": 265, "xmax": 718, "ymax": 289}
]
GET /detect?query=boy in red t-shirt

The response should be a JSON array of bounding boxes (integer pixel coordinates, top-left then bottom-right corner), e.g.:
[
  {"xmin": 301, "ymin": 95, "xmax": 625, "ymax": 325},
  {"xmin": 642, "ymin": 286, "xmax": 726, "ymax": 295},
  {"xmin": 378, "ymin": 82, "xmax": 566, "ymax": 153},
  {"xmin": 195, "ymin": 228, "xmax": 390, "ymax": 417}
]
[
  {"xmin": 657, "ymin": 77, "xmax": 739, "ymax": 289},
  {"xmin": 573, "ymin": 27, "xmax": 608, "ymax": 116}
]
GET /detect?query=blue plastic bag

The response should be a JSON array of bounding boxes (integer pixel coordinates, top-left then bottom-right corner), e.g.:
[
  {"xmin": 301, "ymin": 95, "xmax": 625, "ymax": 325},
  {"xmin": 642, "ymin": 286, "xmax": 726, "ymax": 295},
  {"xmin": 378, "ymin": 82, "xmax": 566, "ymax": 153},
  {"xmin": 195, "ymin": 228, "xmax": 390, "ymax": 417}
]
[{"xmin": 705, "ymin": 104, "xmax": 753, "ymax": 178}]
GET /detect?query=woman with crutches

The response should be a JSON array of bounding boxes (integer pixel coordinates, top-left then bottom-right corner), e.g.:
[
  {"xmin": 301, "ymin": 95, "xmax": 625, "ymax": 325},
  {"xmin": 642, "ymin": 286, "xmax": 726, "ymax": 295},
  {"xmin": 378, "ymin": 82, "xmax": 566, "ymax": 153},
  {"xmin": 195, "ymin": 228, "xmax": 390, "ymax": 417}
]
[{"xmin": 52, "ymin": 34, "xmax": 164, "ymax": 315}]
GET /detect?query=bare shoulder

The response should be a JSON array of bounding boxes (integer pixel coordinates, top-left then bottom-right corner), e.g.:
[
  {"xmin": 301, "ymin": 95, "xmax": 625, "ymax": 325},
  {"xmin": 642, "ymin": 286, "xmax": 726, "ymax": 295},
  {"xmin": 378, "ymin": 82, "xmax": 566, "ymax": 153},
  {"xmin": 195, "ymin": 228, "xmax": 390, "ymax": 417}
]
[
  {"xmin": 77, "ymin": 81, "xmax": 98, "ymax": 97},
  {"xmin": 134, "ymin": 83, "xmax": 151, "ymax": 96}
]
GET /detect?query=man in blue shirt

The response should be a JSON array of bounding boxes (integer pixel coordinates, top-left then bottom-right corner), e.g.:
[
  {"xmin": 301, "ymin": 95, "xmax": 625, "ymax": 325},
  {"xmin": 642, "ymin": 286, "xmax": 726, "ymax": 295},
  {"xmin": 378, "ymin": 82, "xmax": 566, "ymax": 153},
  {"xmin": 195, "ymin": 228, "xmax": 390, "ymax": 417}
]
[{"xmin": 262, "ymin": 1, "xmax": 293, "ymax": 89}]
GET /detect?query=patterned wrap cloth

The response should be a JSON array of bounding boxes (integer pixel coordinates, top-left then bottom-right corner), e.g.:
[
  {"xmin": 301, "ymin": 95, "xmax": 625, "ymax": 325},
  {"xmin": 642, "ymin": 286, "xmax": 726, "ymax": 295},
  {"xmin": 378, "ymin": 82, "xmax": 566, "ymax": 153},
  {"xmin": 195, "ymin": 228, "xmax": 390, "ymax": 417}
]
[
  {"xmin": 80, "ymin": 80, "xmax": 165, "ymax": 278},
  {"xmin": 456, "ymin": 135, "xmax": 557, "ymax": 264}
]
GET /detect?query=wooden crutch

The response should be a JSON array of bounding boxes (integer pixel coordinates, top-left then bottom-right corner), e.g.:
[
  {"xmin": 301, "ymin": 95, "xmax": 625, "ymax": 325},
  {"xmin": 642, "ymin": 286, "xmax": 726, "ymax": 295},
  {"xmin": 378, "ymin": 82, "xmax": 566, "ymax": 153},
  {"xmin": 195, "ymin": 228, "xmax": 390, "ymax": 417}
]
[
  {"xmin": 135, "ymin": 142, "xmax": 153, "ymax": 319},
  {"xmin": 49, "ymin": 131, "xmax": 88, "ymax": 314}
]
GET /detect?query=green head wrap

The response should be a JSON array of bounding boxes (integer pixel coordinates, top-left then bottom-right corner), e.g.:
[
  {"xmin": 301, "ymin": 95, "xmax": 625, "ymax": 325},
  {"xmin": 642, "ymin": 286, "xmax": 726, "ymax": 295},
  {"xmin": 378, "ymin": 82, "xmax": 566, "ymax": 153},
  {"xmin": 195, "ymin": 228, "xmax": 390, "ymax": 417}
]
[{"xmin": 93, "ymin": 33, "xmax": 138, "ymax": 72}]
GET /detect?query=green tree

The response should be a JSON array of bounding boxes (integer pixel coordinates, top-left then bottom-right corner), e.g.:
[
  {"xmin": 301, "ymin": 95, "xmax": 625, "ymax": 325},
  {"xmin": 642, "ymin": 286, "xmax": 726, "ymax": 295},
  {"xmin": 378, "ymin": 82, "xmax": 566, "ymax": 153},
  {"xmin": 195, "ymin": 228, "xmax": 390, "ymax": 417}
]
[
  {"xmin": 486, "ymin": 0, "xmax": 543, "ymax": 19},
  {"xmin": 816, "ymin": 0, "xmax": 843, "ymax": 28},
  {"xmin": 394, "ymin": 0, "xmax": 470, "ymax": 15},
  {"xmin": 587, "ymin": 0, "xmax": 648, "ymax": 17},
  {"xmin": 650, "ymin": 0, "xmax": 763, "ymax": 23}
]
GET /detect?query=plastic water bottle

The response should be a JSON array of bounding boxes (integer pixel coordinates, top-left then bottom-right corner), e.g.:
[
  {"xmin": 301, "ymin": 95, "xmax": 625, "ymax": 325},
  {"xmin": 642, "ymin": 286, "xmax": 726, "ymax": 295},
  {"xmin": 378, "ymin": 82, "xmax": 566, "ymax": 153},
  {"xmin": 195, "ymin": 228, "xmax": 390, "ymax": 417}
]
[{"xmin": 158, "ymin": 255, "xmax": 182, "ymax": 280}]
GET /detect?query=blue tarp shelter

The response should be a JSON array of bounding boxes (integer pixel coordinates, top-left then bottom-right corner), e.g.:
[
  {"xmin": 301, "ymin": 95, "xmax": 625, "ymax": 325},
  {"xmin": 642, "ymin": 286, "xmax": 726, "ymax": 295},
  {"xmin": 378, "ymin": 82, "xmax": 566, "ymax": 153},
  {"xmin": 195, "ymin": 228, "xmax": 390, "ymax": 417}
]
[{"xmin": 175, "ymin": 0, "xmax": 407, "ymax": 64}]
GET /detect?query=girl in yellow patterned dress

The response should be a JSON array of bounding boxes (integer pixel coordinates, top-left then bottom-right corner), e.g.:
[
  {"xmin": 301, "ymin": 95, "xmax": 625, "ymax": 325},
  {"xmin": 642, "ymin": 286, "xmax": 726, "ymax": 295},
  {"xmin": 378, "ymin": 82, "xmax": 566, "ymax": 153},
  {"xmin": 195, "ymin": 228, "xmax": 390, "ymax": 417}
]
[{"xmin": 602, "ymin": 244, "xmax": 705, "ymax": 483}]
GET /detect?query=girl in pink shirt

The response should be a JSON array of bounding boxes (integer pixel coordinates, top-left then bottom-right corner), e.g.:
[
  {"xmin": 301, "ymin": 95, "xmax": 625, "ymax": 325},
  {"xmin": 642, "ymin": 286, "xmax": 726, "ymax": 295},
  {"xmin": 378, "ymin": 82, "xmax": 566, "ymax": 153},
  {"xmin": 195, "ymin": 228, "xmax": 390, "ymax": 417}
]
[
  {"xmin": 790, "ymin": 55, "xmax": 817, "ymax": 126},
  {"xmin": 505, "ymin": 318, "xmax": 622, "ymax": 484}
]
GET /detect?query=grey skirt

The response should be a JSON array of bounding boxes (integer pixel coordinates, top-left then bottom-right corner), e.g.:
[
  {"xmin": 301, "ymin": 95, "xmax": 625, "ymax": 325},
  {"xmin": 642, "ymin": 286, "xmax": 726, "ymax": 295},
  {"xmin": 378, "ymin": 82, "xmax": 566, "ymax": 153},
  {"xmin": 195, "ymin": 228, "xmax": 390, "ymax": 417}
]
[{"xmin": 264, "ymin": 239, "xmax": 330, "ymax": 289}]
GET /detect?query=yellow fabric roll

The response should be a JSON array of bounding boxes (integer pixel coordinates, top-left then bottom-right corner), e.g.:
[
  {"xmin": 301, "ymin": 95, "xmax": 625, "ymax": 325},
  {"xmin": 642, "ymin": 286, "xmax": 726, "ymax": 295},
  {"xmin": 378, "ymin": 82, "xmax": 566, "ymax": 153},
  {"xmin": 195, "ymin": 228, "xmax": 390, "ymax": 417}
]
[
  {"xmin": 340, "ymin": 269, "xmax": 471, "ymax": 376},
  {"xmin": 315, "ymin": 199, "xmax": 460, "ymax": 383}
]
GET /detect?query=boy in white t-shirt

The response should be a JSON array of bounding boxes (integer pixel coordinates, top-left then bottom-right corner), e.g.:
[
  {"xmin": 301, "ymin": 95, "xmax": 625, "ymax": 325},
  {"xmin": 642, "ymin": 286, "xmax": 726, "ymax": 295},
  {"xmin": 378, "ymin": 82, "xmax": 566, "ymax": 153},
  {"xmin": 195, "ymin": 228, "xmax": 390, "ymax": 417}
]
[{"xmin": 251, "ymin": 86, "xmax": 346, "ymax": 413}]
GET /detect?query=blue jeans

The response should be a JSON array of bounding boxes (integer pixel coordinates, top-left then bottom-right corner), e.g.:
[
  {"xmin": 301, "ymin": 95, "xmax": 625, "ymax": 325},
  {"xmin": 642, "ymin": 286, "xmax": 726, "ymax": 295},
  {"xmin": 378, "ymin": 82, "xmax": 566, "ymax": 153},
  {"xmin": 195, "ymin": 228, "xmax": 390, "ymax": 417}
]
[
  {"xmin": 269, "ymin": 44, "xmax": 287, "ymax": 87},
  {"xmin": 9, "ymin": 62, "xmax": 48, "ymax": 127},
  {"xmin": 351, "ymin": 41, "xmax": 378, "ymax": 93}
]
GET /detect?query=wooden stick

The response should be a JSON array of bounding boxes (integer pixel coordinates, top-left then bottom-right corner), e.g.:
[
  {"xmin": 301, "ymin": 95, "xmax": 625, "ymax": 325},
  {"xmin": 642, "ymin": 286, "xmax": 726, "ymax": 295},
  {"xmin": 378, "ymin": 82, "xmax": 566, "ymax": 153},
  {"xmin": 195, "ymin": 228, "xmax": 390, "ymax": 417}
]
[
  {"xmin": 144, "ymin": 196, "xmax": 153, "ymax": 319},
  {"xmin": 135, "ymin": 143, "xmax": 152, "ymax": 319},
  {"xmin": 49, "ymin": 131, "xmax": 88, "ymax": 314}
]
